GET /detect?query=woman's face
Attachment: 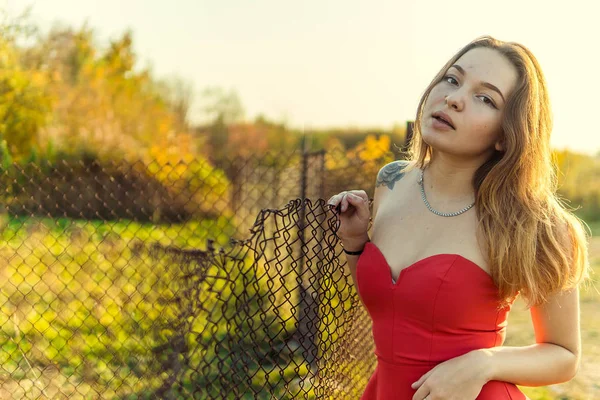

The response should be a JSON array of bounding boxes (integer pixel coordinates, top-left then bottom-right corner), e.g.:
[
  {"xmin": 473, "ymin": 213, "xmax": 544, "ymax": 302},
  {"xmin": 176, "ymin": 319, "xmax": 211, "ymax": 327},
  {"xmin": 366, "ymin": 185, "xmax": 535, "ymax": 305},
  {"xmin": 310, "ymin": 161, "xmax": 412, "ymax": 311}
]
[{"xmin": 420, "ymin": 47, "xmax": 518, "ymax": 158}]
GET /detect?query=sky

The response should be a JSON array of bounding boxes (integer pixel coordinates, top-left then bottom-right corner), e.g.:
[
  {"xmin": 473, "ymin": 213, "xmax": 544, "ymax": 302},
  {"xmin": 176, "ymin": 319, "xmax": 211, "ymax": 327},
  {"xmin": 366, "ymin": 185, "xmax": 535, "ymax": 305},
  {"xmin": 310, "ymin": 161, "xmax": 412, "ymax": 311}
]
[{"xmin": 3, "ymin": 0, "xmax": 600, "ymax": 155}]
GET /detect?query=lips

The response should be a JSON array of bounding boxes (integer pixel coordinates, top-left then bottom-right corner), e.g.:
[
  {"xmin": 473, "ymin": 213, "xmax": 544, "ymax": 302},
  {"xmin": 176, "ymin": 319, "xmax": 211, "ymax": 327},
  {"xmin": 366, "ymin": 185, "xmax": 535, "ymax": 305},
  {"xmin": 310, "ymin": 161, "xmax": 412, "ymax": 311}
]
[{"xmin": 432, "ymin": 111, "xmax": 455, "ymax": 129}]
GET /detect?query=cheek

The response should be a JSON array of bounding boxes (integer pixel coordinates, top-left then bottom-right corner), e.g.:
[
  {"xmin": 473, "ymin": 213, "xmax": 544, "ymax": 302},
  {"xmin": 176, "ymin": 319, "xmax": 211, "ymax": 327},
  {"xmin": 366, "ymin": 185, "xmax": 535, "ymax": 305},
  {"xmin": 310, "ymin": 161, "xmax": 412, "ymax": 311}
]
[
  {"xmin": 428, "ymin": 87, "xmax": 445, "ymax": 101},
  {"xmin": 424, "ymin": 86, "xmax": 447, "ymax": 107},
  {"xmin": 469, "ymin": 117, "xmax": 502, "ymax": 142}
]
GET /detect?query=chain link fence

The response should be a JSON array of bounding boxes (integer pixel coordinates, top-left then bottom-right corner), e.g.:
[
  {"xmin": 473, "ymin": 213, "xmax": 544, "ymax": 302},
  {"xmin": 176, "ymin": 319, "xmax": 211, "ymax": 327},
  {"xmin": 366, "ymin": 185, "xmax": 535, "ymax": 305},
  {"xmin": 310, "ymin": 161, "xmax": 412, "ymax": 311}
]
[{"xmin": 0, "ymin": 147, "xmax": 397, "ymax": 399}]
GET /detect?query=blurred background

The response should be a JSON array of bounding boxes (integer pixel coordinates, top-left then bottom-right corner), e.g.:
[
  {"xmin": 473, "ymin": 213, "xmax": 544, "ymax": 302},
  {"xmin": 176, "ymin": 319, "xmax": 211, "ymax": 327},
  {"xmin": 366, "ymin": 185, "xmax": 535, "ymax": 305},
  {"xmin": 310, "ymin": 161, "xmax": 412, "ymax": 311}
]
[{"xmin": 0, "ymin": 1, "xmax": 598, "ymax": 399}]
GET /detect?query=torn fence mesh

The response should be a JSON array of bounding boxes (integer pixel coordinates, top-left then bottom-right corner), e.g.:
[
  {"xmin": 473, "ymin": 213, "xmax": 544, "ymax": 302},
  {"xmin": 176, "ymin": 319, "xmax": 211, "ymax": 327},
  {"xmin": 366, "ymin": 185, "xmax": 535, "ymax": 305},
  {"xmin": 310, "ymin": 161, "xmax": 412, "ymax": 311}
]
[{"xmin": 142, "ymin": 197, "xmax": 375, "ymax": 399}]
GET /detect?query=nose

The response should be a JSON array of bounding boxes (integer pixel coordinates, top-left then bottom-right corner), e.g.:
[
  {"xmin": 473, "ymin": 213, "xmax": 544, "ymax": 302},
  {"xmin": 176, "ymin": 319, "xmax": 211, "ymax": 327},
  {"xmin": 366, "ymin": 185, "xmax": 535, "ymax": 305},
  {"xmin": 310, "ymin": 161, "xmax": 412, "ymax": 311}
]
[{"xmin": 445, "ymin": 93, "xmax": 463, "ymax": 111}]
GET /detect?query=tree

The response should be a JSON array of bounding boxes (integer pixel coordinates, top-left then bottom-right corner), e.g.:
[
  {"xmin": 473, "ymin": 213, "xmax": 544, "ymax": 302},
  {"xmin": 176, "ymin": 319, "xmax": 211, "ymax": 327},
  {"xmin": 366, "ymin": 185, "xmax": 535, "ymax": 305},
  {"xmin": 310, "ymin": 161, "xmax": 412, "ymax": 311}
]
[
  {"xmin": 0, "ymin": 34, "xmax": 52, "ymax": 161},
  {"xmin": 155, "ymin": 76, "xmax": 194, "ymax": 132},
  {"xmin": 200, "ymin": 87, "xmax": 245, "ymax": 125}
]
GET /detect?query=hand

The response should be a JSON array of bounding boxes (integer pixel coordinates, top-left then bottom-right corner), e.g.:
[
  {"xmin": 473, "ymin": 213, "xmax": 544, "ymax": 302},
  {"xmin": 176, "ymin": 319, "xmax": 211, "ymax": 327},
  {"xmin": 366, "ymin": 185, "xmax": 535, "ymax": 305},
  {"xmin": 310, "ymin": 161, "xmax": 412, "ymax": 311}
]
[
  {"xmin": 411, "ymin": 350, "xmax": 491, "ymax": 400},
  {"xmin": 326, "ymin": 190, "xmax": 371, "ymax": 245}
]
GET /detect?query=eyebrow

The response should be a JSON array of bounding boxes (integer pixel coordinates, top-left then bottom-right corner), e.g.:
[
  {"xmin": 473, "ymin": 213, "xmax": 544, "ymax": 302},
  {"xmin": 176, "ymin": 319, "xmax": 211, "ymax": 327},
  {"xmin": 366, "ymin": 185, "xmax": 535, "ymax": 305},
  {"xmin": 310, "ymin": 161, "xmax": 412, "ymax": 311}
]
[{"xmin": 449, "ymin": 64, "xmax": 506, "ymax": 103}]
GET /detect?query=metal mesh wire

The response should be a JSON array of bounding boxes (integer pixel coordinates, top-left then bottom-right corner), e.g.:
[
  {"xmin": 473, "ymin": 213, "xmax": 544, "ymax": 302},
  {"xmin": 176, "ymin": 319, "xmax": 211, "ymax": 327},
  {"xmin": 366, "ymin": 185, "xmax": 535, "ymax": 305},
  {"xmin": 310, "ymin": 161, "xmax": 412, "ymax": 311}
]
[
  {"xmin": 0, "ymin": 149, "xmax": 395, "ymax": 399},
  {"xmin": 144, "ymin": 198, "xmax": 375, "ymax": 399}
]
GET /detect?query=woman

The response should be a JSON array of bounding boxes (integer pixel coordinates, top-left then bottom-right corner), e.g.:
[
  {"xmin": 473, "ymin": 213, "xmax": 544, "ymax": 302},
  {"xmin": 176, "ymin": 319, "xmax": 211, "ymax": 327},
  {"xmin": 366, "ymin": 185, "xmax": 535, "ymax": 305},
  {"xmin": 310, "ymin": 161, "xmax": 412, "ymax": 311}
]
[{"xmin": 327, "ymin": 36, "xmax": 589, "ymax": 400}]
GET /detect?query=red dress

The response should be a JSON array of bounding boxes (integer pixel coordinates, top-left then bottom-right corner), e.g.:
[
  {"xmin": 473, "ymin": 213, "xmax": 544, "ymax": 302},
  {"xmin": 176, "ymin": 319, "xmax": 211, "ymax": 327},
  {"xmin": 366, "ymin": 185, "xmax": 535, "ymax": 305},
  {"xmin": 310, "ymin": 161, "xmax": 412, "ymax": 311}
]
[{"xmin": 356, "ymin": 241, "xmax": 527, "ymax": 399}]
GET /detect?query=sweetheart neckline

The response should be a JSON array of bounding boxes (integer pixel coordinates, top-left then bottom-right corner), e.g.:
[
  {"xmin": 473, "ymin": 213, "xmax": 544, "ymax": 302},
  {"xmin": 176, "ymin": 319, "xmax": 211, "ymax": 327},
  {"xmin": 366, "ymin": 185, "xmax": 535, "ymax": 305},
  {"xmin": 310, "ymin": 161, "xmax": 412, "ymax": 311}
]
[{"xmin": 364, "ymin": 241, "xmax": 495, "ymax": 286}]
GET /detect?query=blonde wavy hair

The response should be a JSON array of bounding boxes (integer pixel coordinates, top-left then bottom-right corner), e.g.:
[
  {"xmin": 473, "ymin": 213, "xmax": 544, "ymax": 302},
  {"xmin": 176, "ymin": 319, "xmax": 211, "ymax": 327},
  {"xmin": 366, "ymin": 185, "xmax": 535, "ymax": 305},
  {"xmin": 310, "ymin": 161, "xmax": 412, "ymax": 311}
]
[{"xmin": 406, "ymin": 36, "xmax": 590, "ymax": 307}]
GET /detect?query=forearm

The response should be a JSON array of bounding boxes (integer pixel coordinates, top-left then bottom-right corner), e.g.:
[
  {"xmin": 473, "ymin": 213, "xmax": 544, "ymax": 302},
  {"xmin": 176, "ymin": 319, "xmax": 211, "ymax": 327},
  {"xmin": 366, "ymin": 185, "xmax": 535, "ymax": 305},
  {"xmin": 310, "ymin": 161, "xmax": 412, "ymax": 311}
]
[{"xmin": 478, "ymin": 343, "xmax": 579, "ymax": 386}]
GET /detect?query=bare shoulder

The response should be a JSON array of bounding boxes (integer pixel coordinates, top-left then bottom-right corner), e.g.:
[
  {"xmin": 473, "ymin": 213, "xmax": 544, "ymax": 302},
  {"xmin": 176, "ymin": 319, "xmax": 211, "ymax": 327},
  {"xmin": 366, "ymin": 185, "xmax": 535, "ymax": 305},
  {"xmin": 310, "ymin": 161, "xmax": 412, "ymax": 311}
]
[
  {"xmin": 375, "ymin": 159, "xmax": 414, "ymax": 191},
  {"xmin": 372, "ymin": 159, "xmax": 415, "ymax": 222}
]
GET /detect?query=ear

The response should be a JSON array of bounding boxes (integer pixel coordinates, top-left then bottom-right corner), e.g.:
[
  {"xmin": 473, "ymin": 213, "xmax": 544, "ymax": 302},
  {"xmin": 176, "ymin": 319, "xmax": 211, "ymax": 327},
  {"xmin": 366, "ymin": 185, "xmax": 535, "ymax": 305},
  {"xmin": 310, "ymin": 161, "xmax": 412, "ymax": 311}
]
[{"xmin": 494, "ymin": 139, "xmax": 505, "ymax": 152}]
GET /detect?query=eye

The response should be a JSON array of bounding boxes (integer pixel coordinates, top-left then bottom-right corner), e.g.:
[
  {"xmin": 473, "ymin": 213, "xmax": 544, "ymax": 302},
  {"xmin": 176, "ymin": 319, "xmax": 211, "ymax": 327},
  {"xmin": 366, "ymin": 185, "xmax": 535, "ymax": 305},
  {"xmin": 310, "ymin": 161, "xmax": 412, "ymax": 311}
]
[
  {"xmin": 443, "ymin": 75, "xmax": 458, "ymax": 85},
  {"xmin": 478, "ymin": 95, "xmax": 497, "ymax": 109}
]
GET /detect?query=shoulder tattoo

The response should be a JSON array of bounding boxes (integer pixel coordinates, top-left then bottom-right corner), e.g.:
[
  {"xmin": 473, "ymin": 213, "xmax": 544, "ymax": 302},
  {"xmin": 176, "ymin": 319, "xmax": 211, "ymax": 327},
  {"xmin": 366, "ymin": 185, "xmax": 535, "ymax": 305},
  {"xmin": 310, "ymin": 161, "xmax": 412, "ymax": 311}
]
[{"xmin": 376, "ymin": 161, "xmax": 409, "ymax": 190}]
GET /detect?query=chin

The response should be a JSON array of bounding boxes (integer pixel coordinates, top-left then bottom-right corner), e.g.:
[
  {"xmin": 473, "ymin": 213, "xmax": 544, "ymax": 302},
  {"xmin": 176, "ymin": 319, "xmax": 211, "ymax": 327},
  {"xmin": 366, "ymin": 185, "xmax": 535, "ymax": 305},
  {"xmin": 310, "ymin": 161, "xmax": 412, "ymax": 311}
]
[{"xmin": 420, "ymin": 128, "xmax": 454, "ymax": 153}]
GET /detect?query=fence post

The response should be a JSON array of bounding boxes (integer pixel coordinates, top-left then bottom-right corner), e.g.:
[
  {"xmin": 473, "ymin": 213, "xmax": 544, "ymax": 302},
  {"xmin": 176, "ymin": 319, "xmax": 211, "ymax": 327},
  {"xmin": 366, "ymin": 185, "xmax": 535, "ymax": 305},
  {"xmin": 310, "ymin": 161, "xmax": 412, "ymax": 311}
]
[
  {"xmin": 295, "ymin": 134, "xmax": 319, "ymax": 371},
  {"xmin": 298, "ymin": 135, "xmax": 307, "ymax": 282}
]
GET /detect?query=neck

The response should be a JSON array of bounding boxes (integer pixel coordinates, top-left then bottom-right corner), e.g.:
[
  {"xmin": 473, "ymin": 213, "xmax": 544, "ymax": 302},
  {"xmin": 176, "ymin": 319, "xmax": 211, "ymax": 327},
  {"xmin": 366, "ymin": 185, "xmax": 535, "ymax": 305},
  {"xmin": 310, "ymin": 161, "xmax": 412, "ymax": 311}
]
[{"xmin": 422, "ymin": 153, "xmax": 480, "ymax": 204}]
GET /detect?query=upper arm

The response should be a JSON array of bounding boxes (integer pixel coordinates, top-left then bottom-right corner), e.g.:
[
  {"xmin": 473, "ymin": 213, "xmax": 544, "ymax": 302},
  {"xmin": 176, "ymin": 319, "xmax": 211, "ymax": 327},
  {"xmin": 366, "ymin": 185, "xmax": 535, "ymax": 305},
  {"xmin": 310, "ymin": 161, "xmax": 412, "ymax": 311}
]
[
  {"xmin": 529, "ymin": 219, "xmax": 582, "ymax": 359},
  {"xmin": 372, "ymin": 160, "xmax": 412, "ymax": 222},
  {"xmin": 530, "ymin": 287, "xmax": 581, "ymax": 358}
]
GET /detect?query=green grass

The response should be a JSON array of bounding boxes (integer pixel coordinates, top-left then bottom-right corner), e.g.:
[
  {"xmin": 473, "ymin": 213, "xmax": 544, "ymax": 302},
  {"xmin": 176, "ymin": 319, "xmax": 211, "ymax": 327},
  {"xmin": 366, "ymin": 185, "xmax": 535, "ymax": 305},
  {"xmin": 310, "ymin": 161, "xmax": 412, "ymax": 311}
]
[
  {"xmin": 0, "ymin": 214, "xmax": 598, "ymax": 399},
  {"xmin": 0, "ymin": 214, "xmax": 240, "ymax": 399},
  {"xmin": 0, "ymin": 213, "xmax": 321, "ymax": 399}
]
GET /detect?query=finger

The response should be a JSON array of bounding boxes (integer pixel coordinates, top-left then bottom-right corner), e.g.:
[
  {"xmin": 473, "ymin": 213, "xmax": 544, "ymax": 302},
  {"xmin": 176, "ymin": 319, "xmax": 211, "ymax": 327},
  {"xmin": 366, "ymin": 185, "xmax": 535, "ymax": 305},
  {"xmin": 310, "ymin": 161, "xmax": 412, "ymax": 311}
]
[
  {"xmin": 349, "ymin": 190, "xmax": 368, "ymax": 202},
  {"xmin": 327, "ymin": 194, "xmax": 341, "ymax": 206},
  {"xmin": 411, "ymin": 370, "xmax": 432, "ymax": 389},
  {"xmin": 341, "ymin": 195, "xmax": 349, "ymax": 212},
  {"xmin": 345, "ymin": 193, "xmax": 363, "ymax": 208},
  {"xmin": 346, "ymin": 194, "xmax": 370, "ymax": 219},
  {"xmin": 328, "ymin": 201, "xmax": 341, "ymax": 215},
  {"xmin": 335, "ymin": 202, "xmax": 342, "ymax": 214},
  {"xmin": 411, "ymin": 384, "xmax": 430, "ymax": 400},
  {"xmin": 349, "ymin": 192, "xmax": 368, "ymax": 204},
  {"xmin": 411, "ymin": 376, "xmax": 423, "ymax": 390}
]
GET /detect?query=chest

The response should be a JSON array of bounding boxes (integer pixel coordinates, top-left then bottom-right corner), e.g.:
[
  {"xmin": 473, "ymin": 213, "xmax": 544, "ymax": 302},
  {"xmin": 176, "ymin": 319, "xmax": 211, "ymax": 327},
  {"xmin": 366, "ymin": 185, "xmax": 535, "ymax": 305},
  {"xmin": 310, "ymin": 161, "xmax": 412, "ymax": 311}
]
[{"xmin": 370, "ymin": 184, "xmax": 490, "ymax": 278}]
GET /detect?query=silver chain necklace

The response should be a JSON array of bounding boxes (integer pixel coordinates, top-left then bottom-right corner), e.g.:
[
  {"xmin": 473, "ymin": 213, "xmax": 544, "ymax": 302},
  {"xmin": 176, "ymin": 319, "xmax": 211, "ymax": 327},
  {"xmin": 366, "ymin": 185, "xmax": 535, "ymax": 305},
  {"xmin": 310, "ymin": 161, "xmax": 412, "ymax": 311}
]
[{"xmin": 418, "ymin": 168, "xmax": 475, "ymax": 217}]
